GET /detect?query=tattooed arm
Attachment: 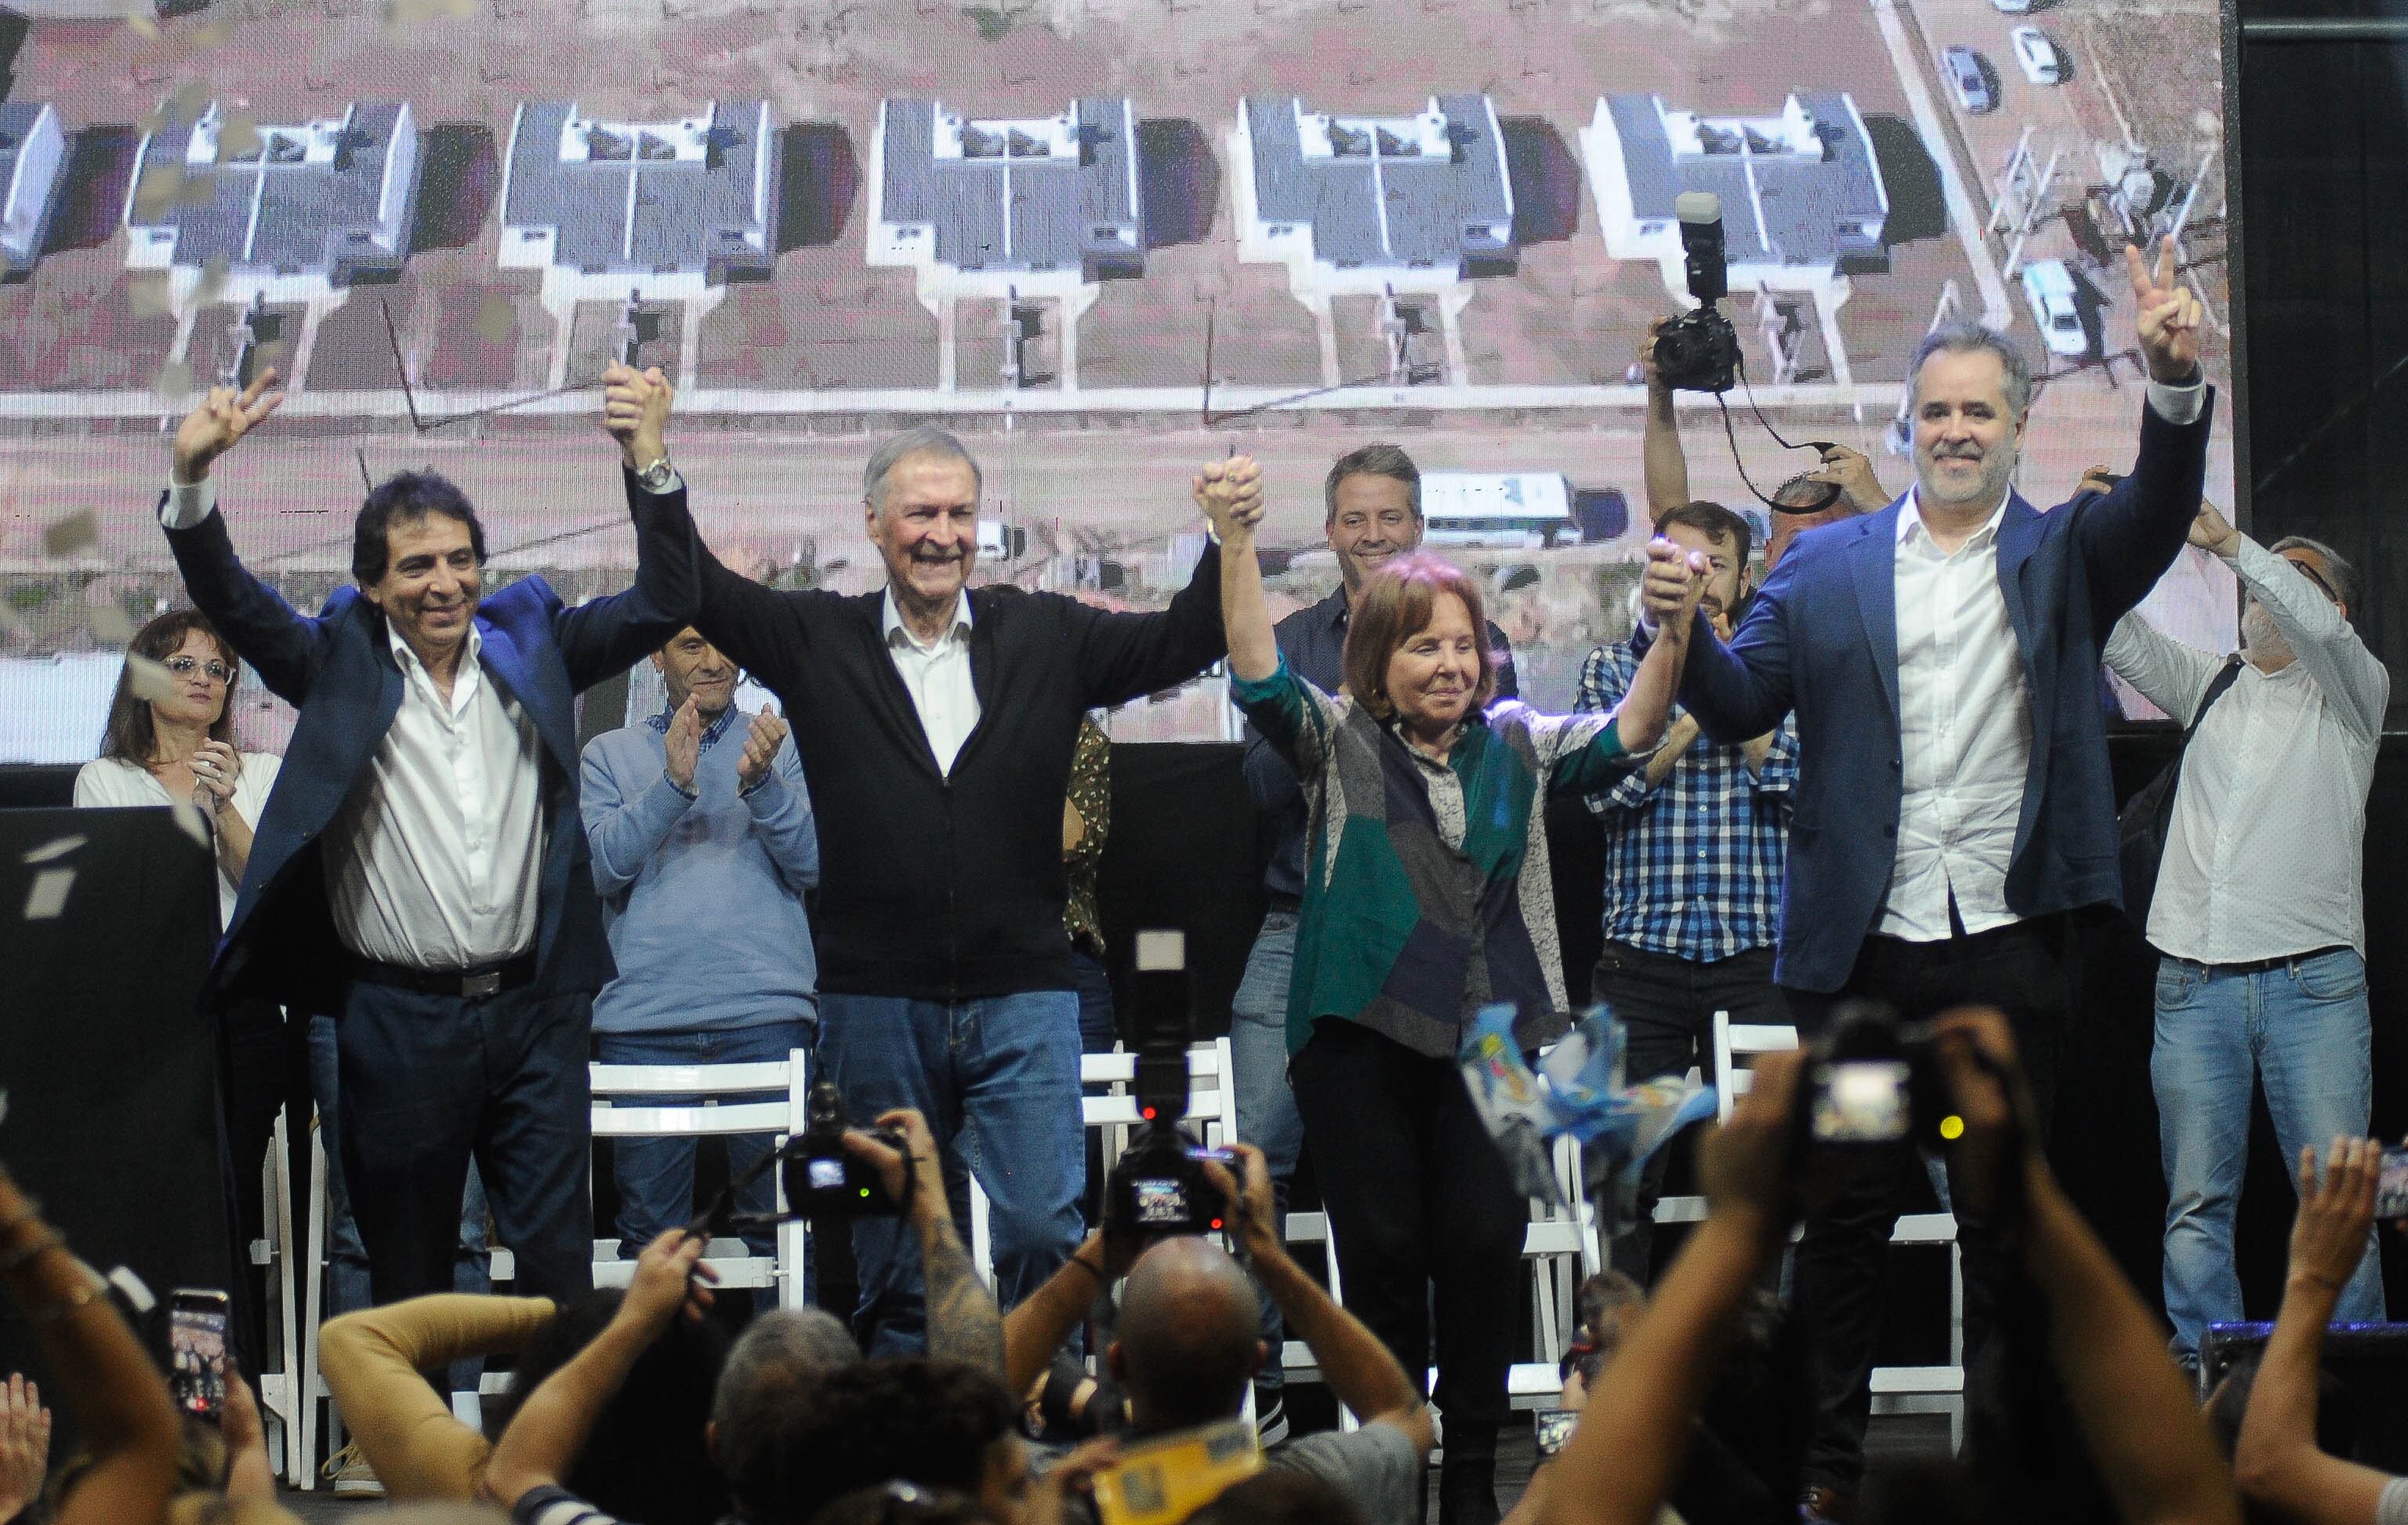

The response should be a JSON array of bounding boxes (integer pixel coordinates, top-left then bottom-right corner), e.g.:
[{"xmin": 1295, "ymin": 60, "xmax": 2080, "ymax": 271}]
[{"xmin": 844, "ymin": 1109, "xmax": 1005, "ymax": 1377}]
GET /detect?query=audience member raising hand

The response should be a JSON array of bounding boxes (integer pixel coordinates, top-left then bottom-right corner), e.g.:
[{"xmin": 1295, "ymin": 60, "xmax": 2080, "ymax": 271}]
[{"xmin": 2236, "ymin": 1135, "xmax": 2408, "ymax": 1525}]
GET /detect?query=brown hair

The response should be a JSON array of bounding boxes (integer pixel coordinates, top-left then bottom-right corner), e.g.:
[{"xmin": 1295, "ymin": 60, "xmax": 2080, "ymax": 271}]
[
  {"xmin": 1322, "ymin": 441, "xmax": 1420, "ymax": 522},
  {"xmin": 98, "ymin": 608, "xmax": 238, "ymax": 764},
  {"xmin": 1341, "ymin": 551, "xmax": 1496, "ymax": 717}
]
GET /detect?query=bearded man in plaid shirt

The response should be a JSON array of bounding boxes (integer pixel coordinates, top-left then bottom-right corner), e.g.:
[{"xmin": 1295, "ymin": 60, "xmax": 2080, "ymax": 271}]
[{"xmin": 1575, "ymin": 499, "xmax": 1799, "ymax": 1281}]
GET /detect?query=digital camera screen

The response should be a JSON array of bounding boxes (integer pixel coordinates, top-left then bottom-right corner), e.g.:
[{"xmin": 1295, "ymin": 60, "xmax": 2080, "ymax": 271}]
[
  {"xmin": 2378, "ymin": 1149, "xmax": 2408, "ymax": 1222},
  {"xmin": 1134, "ymin": 1177, "xmax": 1190, "ymax": 1225},
  {"xmin": 807, "ymin": 1158, "xmax": 848, "ymax": 1191},
  {"xmin": 1811, "ymin": 1060, "xmax": 1911, "ymax": 1144}
]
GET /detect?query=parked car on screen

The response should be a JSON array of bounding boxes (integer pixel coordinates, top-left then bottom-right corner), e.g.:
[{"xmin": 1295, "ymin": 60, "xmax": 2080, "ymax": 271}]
[
  {"xmin": 1942, "ymin": 46, "xmax": 1997, "ymax": 114},
  {"xmin": 2022, "ymin": 260, "xmax": 2089, "ymax": 358},
  {"xmin": 1990, "ymin": 0, "xmax": 2035, "ymax": 13},
  {"xmin": 2013, "ymin": 27, "xmax": 2068, "ymax": 84}
]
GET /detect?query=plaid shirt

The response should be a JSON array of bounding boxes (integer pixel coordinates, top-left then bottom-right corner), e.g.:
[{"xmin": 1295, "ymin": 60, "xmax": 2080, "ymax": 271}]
[{"xmin": 1575, "ymin": 640, "xmax": 1798, "ymax": 962}]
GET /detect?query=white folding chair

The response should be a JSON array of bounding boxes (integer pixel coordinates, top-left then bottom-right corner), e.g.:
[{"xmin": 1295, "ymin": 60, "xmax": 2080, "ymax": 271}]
[
  {"xmin": 588, "ymin": 1048, "xmax": 813, "ymax": 1311},
  {"xmin": 1285, "ymin": 1127, "xmax": 1601, "ymax": 1429},
  {"xmin": 1709, "ymin": 1012, "xmax": 1965, "ymax": 1447},
  {"xmin": 966, "ymin": 1039, "xmax": 1238, "ymax": 1287},
  {"xmin": 248, "ymin": 1105, "xmax": 305, "ymax": 1486}
]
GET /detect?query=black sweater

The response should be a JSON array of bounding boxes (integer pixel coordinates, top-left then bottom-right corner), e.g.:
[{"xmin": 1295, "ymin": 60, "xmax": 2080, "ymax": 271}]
[{"xmin": 694, "ymin": 540, "xmax": 1226, "ymax": 999}]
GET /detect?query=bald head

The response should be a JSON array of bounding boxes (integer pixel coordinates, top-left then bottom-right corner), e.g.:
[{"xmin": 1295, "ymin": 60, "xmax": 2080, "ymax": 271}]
[{"xmin": 1113, "ymin": 1237, "xmax": 1263, "ymax": 1431}]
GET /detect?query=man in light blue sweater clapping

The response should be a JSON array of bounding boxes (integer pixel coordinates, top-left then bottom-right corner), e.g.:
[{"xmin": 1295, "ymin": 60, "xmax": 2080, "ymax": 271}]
[{"xmin": 581, "ymin": 625, "xmax": 820, "ymax": 1282}]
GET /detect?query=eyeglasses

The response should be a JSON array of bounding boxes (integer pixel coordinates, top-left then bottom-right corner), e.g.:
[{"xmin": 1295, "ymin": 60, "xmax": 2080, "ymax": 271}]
[{"xmin": 164, "ymin": 655, "xmax": 234, "ymax": 684}]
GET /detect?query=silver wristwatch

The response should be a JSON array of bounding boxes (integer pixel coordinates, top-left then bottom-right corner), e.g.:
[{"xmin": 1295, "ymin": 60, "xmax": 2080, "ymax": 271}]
[{"xmin": 634, "ymin": 455, "xmax": 675, "ymax": 492}]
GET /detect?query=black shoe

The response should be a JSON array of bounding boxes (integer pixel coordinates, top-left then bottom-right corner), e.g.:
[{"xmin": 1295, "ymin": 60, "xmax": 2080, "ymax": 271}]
[
  {"xmin": 1800, "ymin": 1484, "xmax": 1848, "ymax": 1523},
  {"xmin": 1438, "ymin": 1449, "xmax": 1500, "ymax": 1525}
]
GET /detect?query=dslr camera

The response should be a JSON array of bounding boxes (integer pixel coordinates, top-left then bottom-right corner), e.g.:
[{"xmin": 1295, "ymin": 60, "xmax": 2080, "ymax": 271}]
[
  {"xmin": 1652, "ymin": 191, "xmax": 1741, "ymax": 394},
  {"xmin": 1801, "ymin": 1000, "xmax": 1951, "ymax": 1151},
  {"xmin": 1104, "ymin": 931, "xmax": 1238, "ymax": 1245},
  {"xmin": 780, "ymin": 1080, "xmax": 913, "ymax": 1219}
]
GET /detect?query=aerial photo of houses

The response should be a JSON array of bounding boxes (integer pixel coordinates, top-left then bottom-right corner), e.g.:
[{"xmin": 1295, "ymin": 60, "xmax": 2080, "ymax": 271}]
[{"xmin": 0, "ymin": 0, "xmax": 2233, "ymax": 750}]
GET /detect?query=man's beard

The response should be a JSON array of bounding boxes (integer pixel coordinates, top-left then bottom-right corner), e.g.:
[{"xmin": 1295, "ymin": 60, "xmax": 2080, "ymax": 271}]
[
  {"xmin": 2243, "ymin": 602, "xmax": 2294, "ymax": 666},
  {"xmin": 1917, "ymin": 445, "xmax": 2014, "ymax": 509}
]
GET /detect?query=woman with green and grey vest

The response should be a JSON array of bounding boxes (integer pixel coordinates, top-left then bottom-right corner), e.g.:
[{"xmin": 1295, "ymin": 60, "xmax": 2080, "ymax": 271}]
[{"xmin": 1199, "ymin": 454, "xmax": 1706, "ymax": 1525}]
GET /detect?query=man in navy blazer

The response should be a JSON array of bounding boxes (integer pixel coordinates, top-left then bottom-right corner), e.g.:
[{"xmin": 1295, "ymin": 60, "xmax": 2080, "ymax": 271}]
[
  {"xmin": 157, "ymin": 365, "xmax": 698, "ymax": 1309},
  {"xmin": 1641, "ymin": 241, "xmax": 2213, "ymax": 1518}
]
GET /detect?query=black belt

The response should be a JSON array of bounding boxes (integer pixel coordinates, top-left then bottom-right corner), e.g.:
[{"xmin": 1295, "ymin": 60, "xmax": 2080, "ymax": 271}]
[
  {"xmin": 2201, "ymin": 945, "xmax": 2350, "ymax": 976},
  {"xmin": 351, "ymin": 951, "xmax": 537, "ymax": 1000}
]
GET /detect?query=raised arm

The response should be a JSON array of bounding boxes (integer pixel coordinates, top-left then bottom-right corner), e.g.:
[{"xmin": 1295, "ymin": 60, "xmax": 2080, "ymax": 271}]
[
  {"xmin": 2235, "ymin": 1137, "xmax": 2399, "ymax": 1525},
  {"xmin": 1066, "ymin": 462, "xmax": 1245, "ymax": 708},
  {"xmin": 555, "ymin": 365, "xmax": 703, "ymax": 691},
  {"xmin": 1605, "ymin": 540, "xmax": 1705, "ymax": 757},
  {"xmin": 0, "ymin": 1167, "xmax": 182, "ymax": 1525},
  {"xmin": 2221, "ymin": 522, "xmax": 2388, "ymax": 739},
  {"xmin": 320, "ymin": 1292, "xmax": 557, "ymax": 1501},
  {"xmin": 1639, "ymin": 321, "xmax": 1692, "ymax": 521},
  {"xmin": 2072, "ymin": 240, "xmax": 2214, "ymax": 623},
  {"xmin": 1532, "ymin": 1053, "xmax": 1803, "ymax": 1525},
  {"xmin": 845, "ymin": 1110, "xmax": 1003, "ymax": 1378},
  {"xmin": 1206, "ymin": 459, "xmax": 1274, "ymax": 684},
  {"xmin": 1209, "ymin": 1145, "xmax": 1436, "ymax": 1455},
  {"xmin": 2101, "ymin": 606, "xmax": 2225, "ymax": 723},
  {"xmin": 1643, "ymin": 541, "xmax": 1797, "ymax": 745},
  {"xmin": 159, "ymin": 369, "xmax": 332, "ymax": 703},
  {"xmin": 1930, "ymin": 1011, "xmax": 2241, "ymax": 1525},
  {"xmin": 485, "ymin": 1231, "xmax": 716, "ymax": 1510},
  {"xmin": 1572, "ymin": 646, "xmax": 1678, "ymax": 814}
]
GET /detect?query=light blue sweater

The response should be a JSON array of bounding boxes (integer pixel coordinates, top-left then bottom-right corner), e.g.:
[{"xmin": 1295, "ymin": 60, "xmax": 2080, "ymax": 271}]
[{"xmin": 580, "ymin": 706, "xmax": 820, "ymax": 1034}]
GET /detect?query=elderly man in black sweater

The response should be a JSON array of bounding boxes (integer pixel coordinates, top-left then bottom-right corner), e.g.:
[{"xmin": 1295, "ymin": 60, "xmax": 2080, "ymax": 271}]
[{"xmin": 692, "ymin": 426, "xmax": 1247, "ymax": 1353}]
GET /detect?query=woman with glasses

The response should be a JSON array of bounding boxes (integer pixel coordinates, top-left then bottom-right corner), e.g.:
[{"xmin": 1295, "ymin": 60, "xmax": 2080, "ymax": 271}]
[
  {"xmin": 74, "ymin": 608, "xmax": 280, "ymax": 925},
  {"xmin": 74, "ymin": 608, "xmax": 292, "ymax": 1373}
]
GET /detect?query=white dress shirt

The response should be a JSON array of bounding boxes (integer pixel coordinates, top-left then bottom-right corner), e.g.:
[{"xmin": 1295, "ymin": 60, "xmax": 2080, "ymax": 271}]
[
  {"xmin": 881, "ymin": 589, "xmax": 979, "ymax": 776},
  {"xmin": 2104, "ymin": 535, "xmax": 2387, "ymax": 963},
  {"xmin": 161, "ymin": 476, "xmax": 546, "ymax": 969},
  {"xmin": 74, "ymin": 750, "xmax": 283, "ymax": 926},
  {"xmin": 1880, "ymin": 491, "xmax": 2032, "ymax": 941},
  {"xmin": 1877, "ymin": 376, "xmax": 2209, "ymax": 943}
]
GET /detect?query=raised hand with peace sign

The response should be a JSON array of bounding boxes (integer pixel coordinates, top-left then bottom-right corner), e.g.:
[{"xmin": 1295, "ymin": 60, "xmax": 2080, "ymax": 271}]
[
  {"xmin": 170, "ymin": 369, "xmax": 285, "ymax": 485},
  {"xmin": 2126, "ymin": 236, "xmax": 2205, "ymax": 385}
]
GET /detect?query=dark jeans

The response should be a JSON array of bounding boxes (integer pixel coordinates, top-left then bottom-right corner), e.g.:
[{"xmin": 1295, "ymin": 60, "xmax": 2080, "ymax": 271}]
[
  {"xmin": 1289, "ymin": 1020, "xmax": 1526, "ymax": 1437},
  {"xmin": 1782, "ymin": 917, "xmax": 2070, "ymax": 1495},
  {"xmin": 332, "ymin": 978, "xmax": 595, "ymax": 1307},
  {"xmin": 814, "ymin": 990, "xmax": 1084, "ymax": 1357},
  {"xmin": 1590, "ymin": 941, "xmax": 1784, "ymax": 1280}
]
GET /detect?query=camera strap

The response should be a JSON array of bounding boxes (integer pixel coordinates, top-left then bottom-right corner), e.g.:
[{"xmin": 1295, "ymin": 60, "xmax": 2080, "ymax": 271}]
[{"xmin": 1714, "ymin": 356, "xmax": 1848, "ymax": 516}]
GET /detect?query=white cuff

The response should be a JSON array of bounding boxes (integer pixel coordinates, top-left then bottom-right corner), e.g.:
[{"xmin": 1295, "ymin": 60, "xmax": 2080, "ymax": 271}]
[
  {"xmin": 2145, "ymin": 376, "xmax": 2207, "ymax": 427},
  {"xmin": 161, "ymin": 476, "xmax": 217, "ymax": 528},
  {"xmin": 636, "ymin": 468, "xmax": 684, "ymax": 496}
]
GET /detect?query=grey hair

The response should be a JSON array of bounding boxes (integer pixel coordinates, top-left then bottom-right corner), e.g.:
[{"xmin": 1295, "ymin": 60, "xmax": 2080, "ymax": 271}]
[
  {"xmin": 1323, "ymin": 441, "xmax": 1422, "ymax": 522},
  {"xmin": 712, "ymin": 1309, "xmax": 861, "ymax": 1435},
  {"xmin": 2269, "ymin": 534, "xmax": 2359, "ymax": 612},
  {"xmin": 864, "ymin": 426, "xmax": 982, "ymax": 514},
  {"xmin": 1907, "ymin": 322, "xmax": 2033, "ymax": 418}
]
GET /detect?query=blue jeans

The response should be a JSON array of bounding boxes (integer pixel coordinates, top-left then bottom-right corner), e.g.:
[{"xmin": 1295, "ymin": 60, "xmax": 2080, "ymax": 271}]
[
  {"xmin": 308, "ymin": 1014, "xmax": 491, "ymax": 1389},
  {"xmin": 596, "ymin": 1021, "xmax": 811, "ymax": 1297},
  {"xmin": 814, "ymin": 989, "xmax": 1083, "ymax": 1356},
  {"xmin": 2153, "ymin": 949, "xmax": 2387, "ymax": 1359},
  {"xmin": 1230, "ymin": 911, "xmax": 1305, "ymax": 1397}
]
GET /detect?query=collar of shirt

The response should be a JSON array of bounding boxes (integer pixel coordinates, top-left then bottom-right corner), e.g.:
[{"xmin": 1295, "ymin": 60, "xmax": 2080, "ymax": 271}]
[
  {"xmin": 1897, "ymin": 485, "xmax": 2011, "ymax": 556},
  {"xmin": 646, "ymin": 702, "xmax": 740, "ymax": 749},
  {"xmin": 1382, "ymin": 705, "xmax": 1489, "ymax": 772},
  {"xmin": 385, "ymin": 618, "xmax": 484, "ymax": 714},
  {"xmin": 881, "ymin": 588, "xmax": 974, "ymax": 654},
  {"xmin": 1313, "ymin": 586, "xmax": 1351, "ymax": 634}
]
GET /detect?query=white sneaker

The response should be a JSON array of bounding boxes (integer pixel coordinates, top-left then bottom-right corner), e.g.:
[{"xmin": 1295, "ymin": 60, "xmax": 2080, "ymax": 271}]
[{"xmin": 323, "ymin": 1440, "xmax": 386, "ymax": 1498}]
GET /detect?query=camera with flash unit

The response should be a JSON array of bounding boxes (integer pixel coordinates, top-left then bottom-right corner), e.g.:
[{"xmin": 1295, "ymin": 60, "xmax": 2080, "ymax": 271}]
[
  {"xmin": 780, "ymin": 1081, "xmax": 912, "ymax": 1219},
  {"xmin": 1802, "ymin": 1000, "xmax": 1950, "ymax": 1152},
  {"xmin": 1104, "ymin": 930, "xmax": 1237, "ymax": 1245},
  {"xmin": 1652, "ymin": 191, "xmax": 1741, "ymax": 394}
]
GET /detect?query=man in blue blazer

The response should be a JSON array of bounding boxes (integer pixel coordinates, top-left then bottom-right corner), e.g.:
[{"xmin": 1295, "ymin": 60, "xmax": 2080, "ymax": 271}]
[
  {"xmin": 156, "ymin": 364, "xmax": 698, "ymax": 1309},
  {"xmin": 1641, "ymin": 241, "xmax": 2212, "ymax": 1518}
]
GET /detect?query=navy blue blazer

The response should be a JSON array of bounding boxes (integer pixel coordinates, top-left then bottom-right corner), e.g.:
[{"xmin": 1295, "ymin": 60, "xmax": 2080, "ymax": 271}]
[
  {"xmin": 162, "ymin": 470, "xmax": 701, "ymax": 1013},
  {"xmin": 1674, "ymin": 391, "xmax": 2214, "ymax": 993}
]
